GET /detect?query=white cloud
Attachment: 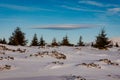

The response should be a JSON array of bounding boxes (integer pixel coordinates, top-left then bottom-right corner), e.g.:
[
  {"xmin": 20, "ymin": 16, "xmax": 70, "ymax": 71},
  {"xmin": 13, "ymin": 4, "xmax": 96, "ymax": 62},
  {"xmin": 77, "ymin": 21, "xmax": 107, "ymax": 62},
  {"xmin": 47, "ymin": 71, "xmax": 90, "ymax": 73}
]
[
  {"xmin": 78, "ymin": 0, "xmax": 118, "ymax": 7},
  {"xmin": 108, "ymin": 8, "xmax": 120, "ymax": 14},
  {"xmin": 0, "ymin": 3, "xmax": 54, "ymax": 11},
  {"xmin": 61, "ymin": 5, "xmax": 83, "ymax": 11},
  {"xmin": 32, "ymin": 24, "xmax": 102, "ymax": 30},
  {"xmin": 79, "ymin": 0, "xmax": 103, "ymax": 7},
  {"xmin": 61, "ymin": 5, "xmax": 105, "ymax": 13}
]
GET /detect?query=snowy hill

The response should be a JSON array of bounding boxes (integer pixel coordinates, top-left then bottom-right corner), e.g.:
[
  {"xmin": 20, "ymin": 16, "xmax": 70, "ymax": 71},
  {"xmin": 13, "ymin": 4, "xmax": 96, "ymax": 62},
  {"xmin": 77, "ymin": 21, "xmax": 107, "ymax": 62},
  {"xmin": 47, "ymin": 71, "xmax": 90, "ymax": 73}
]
[
  {"xmin": 0, "ymin": 44, "xmax": 120, "ymax": 80},
  {"xmin": 110, "ymin": 37, "xmax": 120, "ymax": 45}
]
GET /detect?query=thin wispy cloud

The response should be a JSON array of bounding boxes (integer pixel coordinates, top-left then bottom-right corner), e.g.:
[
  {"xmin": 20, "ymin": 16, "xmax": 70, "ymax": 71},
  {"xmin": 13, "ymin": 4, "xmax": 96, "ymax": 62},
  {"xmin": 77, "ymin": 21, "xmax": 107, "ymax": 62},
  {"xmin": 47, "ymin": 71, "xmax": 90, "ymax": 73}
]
[
  {"xmin": 0, "ymin": 3, "xmax": 55, "ymax": 11},
  {"xmin": 32, "ymin": 24, "xmax": 102, "ymax": 30},
  {"xmin": 79, "ymin": 0, "xmax": 103, "ymax": 7},
  {"xmin": 78, "ymin": 0, "xmax": 118, "ymax": 7},
  {"xmin": 108, "ymin": 8, "xmax": 120, "ymax": 14},
  {"xmin": 61, "ymin": 5, "xmax": 105, "ymax": 13},
  {"xmin": 61, "ymin": 3, "xmax": 119, "ymax": 16}
]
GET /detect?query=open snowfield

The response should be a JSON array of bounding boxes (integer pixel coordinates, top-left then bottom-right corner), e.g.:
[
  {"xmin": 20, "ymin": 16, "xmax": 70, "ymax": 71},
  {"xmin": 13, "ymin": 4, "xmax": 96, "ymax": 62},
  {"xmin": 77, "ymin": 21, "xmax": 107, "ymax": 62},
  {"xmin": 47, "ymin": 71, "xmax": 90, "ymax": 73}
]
[{"xmin": 0, "ymin": 44, "xmax": 120, "ymax": 80}]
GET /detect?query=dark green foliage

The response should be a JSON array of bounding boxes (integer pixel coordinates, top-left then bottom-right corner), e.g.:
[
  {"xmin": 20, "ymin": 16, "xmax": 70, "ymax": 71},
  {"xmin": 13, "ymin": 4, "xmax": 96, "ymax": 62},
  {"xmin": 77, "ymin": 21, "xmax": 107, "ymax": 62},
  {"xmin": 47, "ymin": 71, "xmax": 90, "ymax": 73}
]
[
  {"xmin": 61, "ymin": 35, "xmax": 71, "ymax": 46},
  {"xmin": 94, "ymin": 29, "xmax": 111, "ymax": 49},
  {"xmin": 30, "ymin": 33, "xmax": 39, "ymax": 46},
  {"xmin": 91, "ymin": 42, "xmax": 94, "ymax": 47},
  {"xmin": 0, "ymin": 38, "xmax": 7, "ymax": 44},
  {"xmin": 51, "ymin": 38, "xmax": 58, "ymax": 47},
  {"xmin": 2, "ymin": 38, "xmax": 7, "ymax": 44},
  {"xmin": 115, "ymin": 42, "xmax": 119, "ymax": 47},
  {"xmin": 0, "ymin": 39, "xmax": 2, "ymax": 43},
  {"xmin": 78, "ymin": 36, "xmax": 85, "ymax": 46},
  {"xmin": 39, "ymin": 36, "xmax": 45, "ymax": 46},
  {"xmin": 8, "ymin": 27, "xmax": 27, "ymax": 46}
]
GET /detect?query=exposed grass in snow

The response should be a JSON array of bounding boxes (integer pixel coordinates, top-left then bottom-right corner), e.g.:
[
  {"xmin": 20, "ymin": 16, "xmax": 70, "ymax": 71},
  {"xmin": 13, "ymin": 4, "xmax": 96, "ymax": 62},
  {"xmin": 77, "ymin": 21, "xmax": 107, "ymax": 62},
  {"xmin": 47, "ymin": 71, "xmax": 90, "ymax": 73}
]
[{"xmin": 0, "ymin": 44, "xmax": 120, "ymax": 80}]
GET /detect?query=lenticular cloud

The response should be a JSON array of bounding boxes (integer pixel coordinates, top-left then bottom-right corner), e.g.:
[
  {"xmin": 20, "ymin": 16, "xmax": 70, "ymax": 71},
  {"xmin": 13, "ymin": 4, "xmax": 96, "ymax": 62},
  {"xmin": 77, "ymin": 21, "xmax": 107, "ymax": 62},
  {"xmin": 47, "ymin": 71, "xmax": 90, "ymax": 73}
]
[{"xmin": 32, "ymin": 24, "xmax": 101, "ymax": 30}]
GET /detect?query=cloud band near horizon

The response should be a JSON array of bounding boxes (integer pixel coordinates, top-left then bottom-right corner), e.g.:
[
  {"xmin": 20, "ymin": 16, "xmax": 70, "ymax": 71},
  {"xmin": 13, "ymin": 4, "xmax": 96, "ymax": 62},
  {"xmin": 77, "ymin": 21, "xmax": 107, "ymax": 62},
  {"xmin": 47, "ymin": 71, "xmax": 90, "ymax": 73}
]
[{"xmin": 32, "ymin": 24, "xmax": 102, "ymax": 30}]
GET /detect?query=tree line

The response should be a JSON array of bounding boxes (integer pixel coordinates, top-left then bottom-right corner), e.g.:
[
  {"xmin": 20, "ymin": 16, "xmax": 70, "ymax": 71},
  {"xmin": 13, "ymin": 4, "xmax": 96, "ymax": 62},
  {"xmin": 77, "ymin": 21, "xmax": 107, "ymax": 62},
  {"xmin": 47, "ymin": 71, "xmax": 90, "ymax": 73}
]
[{"xmin": 0, "ymin": 27, "xmax": 119, "ymax": 49}]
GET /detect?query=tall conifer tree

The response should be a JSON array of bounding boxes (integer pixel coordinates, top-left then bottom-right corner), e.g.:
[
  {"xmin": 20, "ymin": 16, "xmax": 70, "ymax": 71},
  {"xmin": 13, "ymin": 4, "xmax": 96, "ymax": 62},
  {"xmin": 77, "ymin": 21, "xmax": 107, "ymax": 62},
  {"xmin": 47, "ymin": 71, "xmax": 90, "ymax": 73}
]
[
  {"xmin": 9, "ymin": 27, "xmax": 27, "ymax": 46},
  {"xmin": 78, "ymin": 36, "xmax": 84, "ymax": 46},
  {"xmin": 61, "ymin": 35, "xmax": 70, "ymax": 46},
  {"xmin": 51, "ymin": 38, "xmax": 58, "ymax": 47},
  {"xmin": 94, "ymin": 29, "xmax": 111, "ymax": 49},
  {"xmin": 30, "ymin": 33, "xmax": 38, "ymax": 46},
  {"xmin": 39, "ymin": 36, "xmax": 45, "ymax": 47}
]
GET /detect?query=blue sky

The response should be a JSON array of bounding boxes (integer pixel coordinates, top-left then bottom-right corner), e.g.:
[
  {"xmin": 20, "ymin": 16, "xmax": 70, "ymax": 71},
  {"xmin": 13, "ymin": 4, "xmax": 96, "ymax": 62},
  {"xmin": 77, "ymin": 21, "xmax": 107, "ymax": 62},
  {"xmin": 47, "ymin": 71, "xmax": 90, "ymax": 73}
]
[{"xmin": 0, "ymin": 0, "xmax": 120, "ymax": 44}]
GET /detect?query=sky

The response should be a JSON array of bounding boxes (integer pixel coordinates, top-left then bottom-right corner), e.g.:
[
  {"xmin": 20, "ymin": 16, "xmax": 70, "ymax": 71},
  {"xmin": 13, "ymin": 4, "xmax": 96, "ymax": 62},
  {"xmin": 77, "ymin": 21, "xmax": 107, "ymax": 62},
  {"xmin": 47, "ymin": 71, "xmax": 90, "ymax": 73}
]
[{"xmin": 0, "ymin": 0, "xmax": 120, "ymax": 44}]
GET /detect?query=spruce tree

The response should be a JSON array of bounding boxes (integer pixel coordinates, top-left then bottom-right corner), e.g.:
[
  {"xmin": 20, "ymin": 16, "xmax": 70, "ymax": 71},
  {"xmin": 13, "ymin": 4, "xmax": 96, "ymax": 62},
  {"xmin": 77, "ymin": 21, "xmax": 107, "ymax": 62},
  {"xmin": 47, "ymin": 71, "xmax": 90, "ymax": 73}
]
[
  {"xmin": 0, "ymin": 38, "xmax": 7, "ymax": 44},
  {"xmin": 8, "ymin": 27, "xmax": 27, "ymax": 46},
  {"xmin": 2, "ymin": 38, "xmax": 7, "ymax": 44},
  {"xmin": 30, "ymin": 33, "xmax": 38, "ymax": 46},
  {"xmin": 115, "ymin": 42, "xmax": 119, "ymax": 47},
  {"xmin": 39, "ymin": 36, "xmax": 45, "ymax": 47},
  {"xmin": 0, "ymin": 39, "xmax": 2, "ymax": 43},
  {"xmin": 91, "ymin": 42, "xmax": 94, "ymax": 47},
  {"xmin": 94, "ymin": 29, "xmax": 111, "ymax": 49},
  {"xmin": 51, "ymin": 38, "xmax": 58, "ymax": 47},
  {"xmin": 61, "ymin": 35, "xmax": 70, "ymax": 46},
  {"xmin": 78, "ymin": 36, "xmax": 84, "ymax": 46}
]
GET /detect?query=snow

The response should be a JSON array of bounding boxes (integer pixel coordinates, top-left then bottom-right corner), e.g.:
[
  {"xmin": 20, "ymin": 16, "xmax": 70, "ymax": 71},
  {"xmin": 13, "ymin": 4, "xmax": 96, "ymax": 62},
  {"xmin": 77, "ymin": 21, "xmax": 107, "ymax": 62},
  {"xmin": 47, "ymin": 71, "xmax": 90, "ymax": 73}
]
[
  {"xmin": 0, "ymin": 44, "xmax": 120, "ymax": 80},
  {"xmin": 110, "ymin": 37, "xmax": 120, "ymax": 45}
]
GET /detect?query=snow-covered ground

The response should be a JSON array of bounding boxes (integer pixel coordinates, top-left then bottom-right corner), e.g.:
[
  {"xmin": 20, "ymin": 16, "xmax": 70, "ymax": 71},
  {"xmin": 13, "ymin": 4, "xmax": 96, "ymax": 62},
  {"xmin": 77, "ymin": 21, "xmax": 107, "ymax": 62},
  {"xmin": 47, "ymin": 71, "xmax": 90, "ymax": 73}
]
[
  {"xmin": 110, "ymin": 37, "xmax": 120, "ymax": 45},
  {"xmin": 0, "ymin": 44, "xmax": 120, "ymax": 80}
]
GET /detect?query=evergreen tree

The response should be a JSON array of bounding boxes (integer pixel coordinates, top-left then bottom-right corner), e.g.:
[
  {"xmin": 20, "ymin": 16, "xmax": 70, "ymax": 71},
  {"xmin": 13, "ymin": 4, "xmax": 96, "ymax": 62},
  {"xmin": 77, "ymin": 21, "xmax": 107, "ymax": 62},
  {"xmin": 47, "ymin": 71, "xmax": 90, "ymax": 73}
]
[
  {"xmin": 91, "ymin": 42, "xmax": 94, "ymax": 47},
  {"xmin": 39, "ymin": 36, "xmax": 45, "ymax": 47},
  {"xmin": 51, "ymin": 38, "xmax": 58, "ymax": 47},
  {"xmin": 2, "ymin": 38, "xmax": 7, "ymax": 44},
  {"xmin": 30, "ymin": 33, "xmax": 38, "ymax": 46},
  {"xmin": 0, "ymin": 39, "xmax": 2, "ymax": 43},
  {"xmin": 94, "ymin": 29, "xmax": 111, "ymax": 49},
  {"xmin": 0, "ymin": 38, "xmax": 7, "ymax": 44},
  {"xmin": 8, "ymin": 27, "xmax": 27, "ymax": 46},
  {"xmin": 78, "ymin": 36, "xmax": 84, "ymax": 46},
  {"xmin": 61, "ymin": 35, "xmax": 70, "ymax": 46},
  {"xmin": 115, "ymin": 42, "xmax": 119, "ymax": 47}
]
